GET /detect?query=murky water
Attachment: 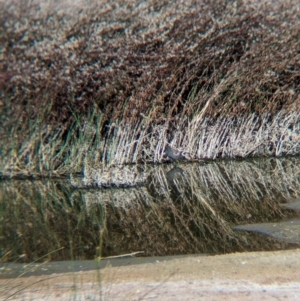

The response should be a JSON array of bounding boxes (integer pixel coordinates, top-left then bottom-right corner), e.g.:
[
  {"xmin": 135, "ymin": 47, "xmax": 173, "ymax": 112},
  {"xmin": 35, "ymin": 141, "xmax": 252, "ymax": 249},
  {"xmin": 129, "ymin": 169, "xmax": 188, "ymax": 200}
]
[{"xmin": 1, "ymin": 157, "xmax": 300, "ymax": 264}]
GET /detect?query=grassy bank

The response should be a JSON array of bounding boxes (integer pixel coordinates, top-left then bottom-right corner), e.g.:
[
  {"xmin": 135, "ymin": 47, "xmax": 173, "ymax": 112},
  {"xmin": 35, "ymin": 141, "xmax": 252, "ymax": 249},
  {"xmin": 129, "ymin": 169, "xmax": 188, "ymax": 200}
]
[{"xmin": 1, "ymin": 0, "xmax": 300, "ymax": 177}]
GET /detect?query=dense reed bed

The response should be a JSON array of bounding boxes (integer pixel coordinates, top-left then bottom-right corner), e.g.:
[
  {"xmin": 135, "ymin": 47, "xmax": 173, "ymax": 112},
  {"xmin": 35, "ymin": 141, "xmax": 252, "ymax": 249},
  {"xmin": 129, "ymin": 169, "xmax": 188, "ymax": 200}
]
[{"xmin": 1, "ymin": 0, "xmax": 300, "ymax": 178}]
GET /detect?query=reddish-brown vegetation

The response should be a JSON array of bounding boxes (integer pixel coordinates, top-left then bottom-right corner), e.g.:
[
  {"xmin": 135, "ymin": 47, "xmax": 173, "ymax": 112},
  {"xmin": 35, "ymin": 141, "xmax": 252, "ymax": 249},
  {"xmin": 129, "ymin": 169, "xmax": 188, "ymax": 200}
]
[{"xmin": 1, "ymin": 0, "xmax": 300, "ymax": 176}]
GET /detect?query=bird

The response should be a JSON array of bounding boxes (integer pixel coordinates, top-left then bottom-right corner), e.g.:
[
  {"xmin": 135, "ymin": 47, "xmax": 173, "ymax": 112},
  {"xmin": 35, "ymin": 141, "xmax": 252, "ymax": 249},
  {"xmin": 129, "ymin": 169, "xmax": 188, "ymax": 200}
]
[
  {"xmin": 165, "ymin": 144, "xmax": 186, "ymax": 161},
  {"xmin": 166, "ymin": 166, "xmax": 186, "ymax": 181}
]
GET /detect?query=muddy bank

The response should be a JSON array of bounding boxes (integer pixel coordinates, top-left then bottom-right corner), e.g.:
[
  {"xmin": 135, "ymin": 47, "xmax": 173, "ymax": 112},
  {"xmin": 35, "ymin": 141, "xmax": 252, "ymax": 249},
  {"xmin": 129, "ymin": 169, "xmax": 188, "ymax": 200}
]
[{"xmin": 1, "ymin": 249, "xmax": 300, "ymax": 300}]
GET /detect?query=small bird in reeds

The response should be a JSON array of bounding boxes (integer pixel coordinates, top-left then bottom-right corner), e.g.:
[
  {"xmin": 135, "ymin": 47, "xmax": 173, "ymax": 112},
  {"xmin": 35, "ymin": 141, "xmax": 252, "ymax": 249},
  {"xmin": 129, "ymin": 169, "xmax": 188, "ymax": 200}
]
[{"xmin": 164, "ymin": 144, "xmax": 186, "ymax": 161}]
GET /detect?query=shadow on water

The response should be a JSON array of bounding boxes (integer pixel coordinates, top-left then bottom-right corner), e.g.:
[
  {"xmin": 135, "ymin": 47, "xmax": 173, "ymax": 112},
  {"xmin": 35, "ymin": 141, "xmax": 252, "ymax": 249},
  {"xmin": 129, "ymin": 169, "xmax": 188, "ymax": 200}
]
[{"xmin": 1, "ymin": 157, "xmax": 300, "ymax": 267}]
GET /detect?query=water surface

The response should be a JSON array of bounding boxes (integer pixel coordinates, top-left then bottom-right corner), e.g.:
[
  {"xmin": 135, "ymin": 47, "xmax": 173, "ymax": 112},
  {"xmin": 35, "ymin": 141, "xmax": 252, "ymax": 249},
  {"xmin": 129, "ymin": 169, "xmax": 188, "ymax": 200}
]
[{"xmin": 1, "ymin": 157, "xmax": 300, "ymax": 264}]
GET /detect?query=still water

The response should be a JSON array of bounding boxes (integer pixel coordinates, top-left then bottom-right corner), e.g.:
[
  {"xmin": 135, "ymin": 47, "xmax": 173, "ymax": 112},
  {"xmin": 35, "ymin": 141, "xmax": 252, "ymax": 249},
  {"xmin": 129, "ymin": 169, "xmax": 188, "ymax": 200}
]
[{"xmin": 1, "ymin": 157, "xmax": 300, "ymax": 263}]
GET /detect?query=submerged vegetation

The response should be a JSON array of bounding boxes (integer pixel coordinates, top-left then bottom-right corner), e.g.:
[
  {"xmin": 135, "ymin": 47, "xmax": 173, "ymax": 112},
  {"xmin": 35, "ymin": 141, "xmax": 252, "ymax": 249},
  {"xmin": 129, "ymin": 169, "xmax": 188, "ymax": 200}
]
[{"xmin": 1, "ymin": 0, "xmax": 300, "ymax": 178}]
